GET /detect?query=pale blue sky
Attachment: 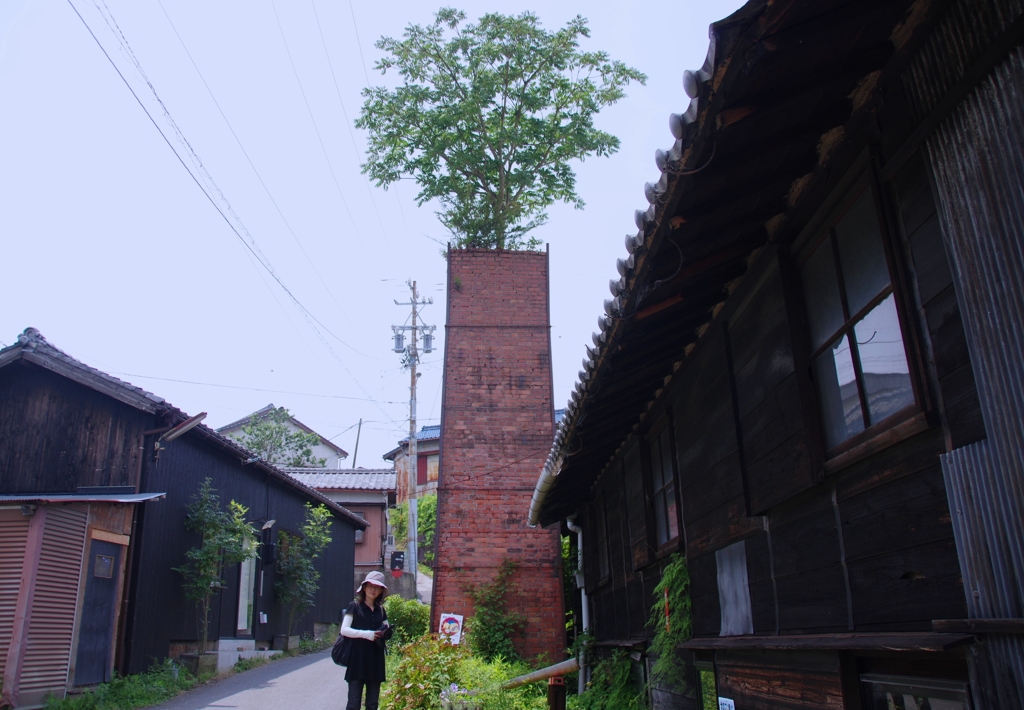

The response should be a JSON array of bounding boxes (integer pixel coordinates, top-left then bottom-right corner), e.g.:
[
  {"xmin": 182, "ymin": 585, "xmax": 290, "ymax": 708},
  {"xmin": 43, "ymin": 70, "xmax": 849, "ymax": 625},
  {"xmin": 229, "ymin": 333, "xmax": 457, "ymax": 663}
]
[{"xmin": 1, "ymin": 0, "xmax": 745, "ymax": 463}]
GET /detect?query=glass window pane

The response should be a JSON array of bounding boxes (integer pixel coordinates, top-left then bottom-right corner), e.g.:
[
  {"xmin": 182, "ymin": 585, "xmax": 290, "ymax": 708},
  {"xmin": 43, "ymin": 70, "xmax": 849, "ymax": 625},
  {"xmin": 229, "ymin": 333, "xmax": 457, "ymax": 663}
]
[
  {"xmin": 654, "ymin": 491, "xmax": 669, "ymax": 546},
  {"xmin": 659, "ymin": 427, "xmax": 674, "ymax": 490},
  {"xmin": 802, "ymin": 237, "xmax": 845, "ymax": 348},
  {"xmin": 855, "ymin": 294, "xmax": 914, "ymax": 425},
  {"xmin": 814, "ymin": 333, "xmax": 865, "ymax": 448},
  {"xmin": 650, "ymin": 436, "xmax": 665, "ymax": 491},
  {"xmin": 665, "ymin": 484, "xmax": 679, "ymax": 542},
  {"xmin": 835, "ymin": 189, "xmax": 890, "ymax": 316}
]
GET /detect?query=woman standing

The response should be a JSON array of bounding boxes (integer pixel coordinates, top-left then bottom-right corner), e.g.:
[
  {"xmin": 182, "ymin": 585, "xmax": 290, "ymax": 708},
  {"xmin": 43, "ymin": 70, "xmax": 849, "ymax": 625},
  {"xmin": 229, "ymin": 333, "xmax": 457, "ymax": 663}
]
[{"xmin": 341, "ymin": 570, "xmax": 393, "ymax": 710}]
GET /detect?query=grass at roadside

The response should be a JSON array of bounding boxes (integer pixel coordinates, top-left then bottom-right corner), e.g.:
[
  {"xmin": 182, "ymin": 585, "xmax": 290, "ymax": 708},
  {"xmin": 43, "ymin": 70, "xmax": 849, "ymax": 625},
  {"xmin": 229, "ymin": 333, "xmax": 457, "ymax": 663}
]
[
  {"xmin": 418, "ymin": 562, "xmax": 433, "ymax": 578},
  {"xmin": 44, "ymin": 624, "xmax": 339, "ymax": 710},
  {"xmin": 42, "ymin": 660, "xmax": 204, "ymax": 710}
]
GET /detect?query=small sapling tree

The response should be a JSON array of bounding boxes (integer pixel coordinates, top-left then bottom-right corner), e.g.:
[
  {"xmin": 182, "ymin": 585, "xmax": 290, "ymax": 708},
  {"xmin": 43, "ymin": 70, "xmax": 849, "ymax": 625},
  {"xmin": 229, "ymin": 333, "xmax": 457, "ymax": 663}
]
[
  {"xmin": 174, "ymin": 478, "xmax": 257, "ymax": 654},
  {"xmin": 275, "ymin": 503, "xmax": 333, "ymax": 636}
]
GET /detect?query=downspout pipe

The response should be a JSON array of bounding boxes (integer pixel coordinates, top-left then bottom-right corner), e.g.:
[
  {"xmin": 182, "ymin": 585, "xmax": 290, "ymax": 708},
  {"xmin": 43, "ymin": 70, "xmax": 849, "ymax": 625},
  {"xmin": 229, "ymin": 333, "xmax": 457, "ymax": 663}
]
[{"xmin": 565, "ymin": 516, "xmax": 589, "ymax": 696}]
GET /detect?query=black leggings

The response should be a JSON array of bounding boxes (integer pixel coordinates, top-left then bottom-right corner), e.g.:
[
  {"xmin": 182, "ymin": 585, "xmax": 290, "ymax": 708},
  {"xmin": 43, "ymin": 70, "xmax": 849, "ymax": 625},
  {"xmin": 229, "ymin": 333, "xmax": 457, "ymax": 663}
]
[{"xmin": 346, "ymin": 679, "xmax": 381, "ymax": 710}]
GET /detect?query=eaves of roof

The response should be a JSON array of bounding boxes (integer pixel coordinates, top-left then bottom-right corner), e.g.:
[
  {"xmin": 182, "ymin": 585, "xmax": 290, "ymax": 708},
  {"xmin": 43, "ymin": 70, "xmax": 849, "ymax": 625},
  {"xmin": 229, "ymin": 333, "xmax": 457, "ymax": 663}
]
[
  {"xmin": 532, "ymin": 0, "xmax": 941, "ymax": 526},
  {"xmin": 0, "ymin": 329, "xmax": 366, "ymax": 530}
]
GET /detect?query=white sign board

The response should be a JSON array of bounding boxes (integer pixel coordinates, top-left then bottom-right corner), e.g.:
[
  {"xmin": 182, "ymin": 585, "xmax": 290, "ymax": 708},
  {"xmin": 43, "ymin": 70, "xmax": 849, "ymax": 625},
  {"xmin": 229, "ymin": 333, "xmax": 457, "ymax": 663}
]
[
  {"xmin": 718, "ymin": 698, "xmax": 735, "ymax": 710},
  {"xmin": 438, "ymin": 613, "xmax": 464, "ymax": 644}
]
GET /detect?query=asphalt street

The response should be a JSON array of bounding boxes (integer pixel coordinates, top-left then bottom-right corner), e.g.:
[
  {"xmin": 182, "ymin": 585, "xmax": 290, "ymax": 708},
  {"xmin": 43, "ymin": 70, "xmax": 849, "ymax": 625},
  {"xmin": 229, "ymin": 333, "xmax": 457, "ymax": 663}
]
[{"xmin": 151, "ymin": 651, "xmax": 347, "ymax": 710}]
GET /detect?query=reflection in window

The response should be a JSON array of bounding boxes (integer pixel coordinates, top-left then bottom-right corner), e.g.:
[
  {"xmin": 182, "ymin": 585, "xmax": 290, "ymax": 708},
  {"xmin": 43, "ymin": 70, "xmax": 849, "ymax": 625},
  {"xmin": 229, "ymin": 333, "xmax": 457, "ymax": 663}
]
[
  {"xmin": 649, "ymin": 425, "xmax": 679, "ymax": 547},
  {"xmin": 236, "ymin": 532, "xmax": 258, "ymax": 635},
  {"xmin": 801, "ymin": 186, "xmax": 915, "ymax": 450},
  {"xmin": 861, "ymin": 674, "xmax": 970, "ymax": 710},
  {"xmin": 696, "ymin": 666, "xmax": 718, "ymax": 710}
]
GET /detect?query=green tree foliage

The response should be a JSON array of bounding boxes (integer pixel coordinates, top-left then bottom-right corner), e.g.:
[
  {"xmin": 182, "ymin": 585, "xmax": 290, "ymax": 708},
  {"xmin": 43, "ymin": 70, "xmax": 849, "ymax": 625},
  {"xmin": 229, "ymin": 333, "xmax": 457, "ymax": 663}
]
[
  {"xmin": 466, "ymin": 558, "xmax": 524, "ymax": 662},
  {"xmin": 390, "ymin": 492, "xmax": 437, "ymax": 564},
  {"xmin": 275, "ymin": 503, "xmax": 333, "ymax": 635},
  {"xmin": 383, "ymin": 595, "xmax": 431, "ymax": 647},
  {"xmin": 232, "ymin": 407, "xmax": 326, "ymax": 467},
  {"xmin": 173, "ymin": 479, "xmax": 257, "ymax": 654},
  {"xmin": 357, "ymin": 8, "xmax": 646, "ymax": 249},
  {"xmin": 647, "ymin": 553, "xmax": 691, "ymax": 683}
]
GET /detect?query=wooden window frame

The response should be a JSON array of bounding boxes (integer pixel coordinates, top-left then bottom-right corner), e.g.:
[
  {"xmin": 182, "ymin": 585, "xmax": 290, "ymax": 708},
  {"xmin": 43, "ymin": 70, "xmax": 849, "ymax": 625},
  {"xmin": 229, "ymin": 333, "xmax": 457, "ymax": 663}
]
[
  {"xmin": 646, "ymin": 417, "xmax": 682, "ymax": 557},
  {"xmin": 793, "ymin": 167, "xmax": 929, "ymax": 466}
]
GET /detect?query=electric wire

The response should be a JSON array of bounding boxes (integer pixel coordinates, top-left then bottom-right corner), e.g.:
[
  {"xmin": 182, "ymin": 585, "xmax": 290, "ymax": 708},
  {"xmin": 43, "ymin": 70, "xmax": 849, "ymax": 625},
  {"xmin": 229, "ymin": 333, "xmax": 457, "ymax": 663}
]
[
  {"xmin": 268, "ymin": 0, "xmax": 367, "ymax": 241},
  {"xmin": 156, "ymin": 0, "xmax": 365, "ymax": 340},
  {"xmin": 346, "ymin": 0, "xmax": 372, "ymax": 87},
  {"xmin": 108, "ymin": 372, "xmax": 405, "ymax": 404},
  {"xmin": 67, "ymin": 0, "xmax": 391, "ymax": 420},
  {"xmin": 309, "ymin": 0, "xmax": 390, "ymax": 240}
]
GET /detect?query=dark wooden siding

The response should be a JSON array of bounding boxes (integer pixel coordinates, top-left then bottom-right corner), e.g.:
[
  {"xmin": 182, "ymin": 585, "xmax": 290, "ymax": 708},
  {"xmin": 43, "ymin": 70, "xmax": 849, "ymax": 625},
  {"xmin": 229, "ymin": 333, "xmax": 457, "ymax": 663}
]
[
  {"xmin": 0, "ymin": 362, "xmax": 153, "ymax": 492},
  {"xmin": 716, "ymin": 650, "xmax": 844, "ymax": 710},
  {"xmin": 891, "ymin": 152, "xmax": 986, "ymax": 448},
  {"xmin": 728, "ymin": 260, "xmax": 819, "ymax": 515},
  {"xmin": 124, "ymin": 433, "xmax": 356, "ymax": 674}
]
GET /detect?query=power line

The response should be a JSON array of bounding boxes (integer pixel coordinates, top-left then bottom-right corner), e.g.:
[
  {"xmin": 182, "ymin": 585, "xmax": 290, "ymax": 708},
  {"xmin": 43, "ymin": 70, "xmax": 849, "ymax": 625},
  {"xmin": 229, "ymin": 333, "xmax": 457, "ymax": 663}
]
[
  {"xmin": 156, "ymin": 0, "xmax": 363, "ymax": 340},
  {"xmin": 346, "ymin": 0, "xmax": 372, "ymax": 87},
  {"xmin": 66, "ymin": 0, "xmax": 390, "ymax": 419},
  {"xmin": 268, "ymin": 0, "xmax": 367, "ymax": 241},
  {"xmin": 109, "ymin": 372, "xmax": 404, "ymax": 404},
  {"xmin": 308, "ymin": 0, "xmax": 389, "ymax": 239}
]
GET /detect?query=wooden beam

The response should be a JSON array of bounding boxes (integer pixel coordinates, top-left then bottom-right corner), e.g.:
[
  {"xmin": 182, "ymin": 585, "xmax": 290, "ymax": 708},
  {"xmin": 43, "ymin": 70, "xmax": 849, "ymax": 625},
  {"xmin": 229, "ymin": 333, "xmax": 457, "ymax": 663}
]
[
  {"xmin": 679, "ymin": 632, "xmax": 974, "ymax": 652},
  {"xmin": 933, "ymin": 619, "xmax": 1024, "ymax": 635}
]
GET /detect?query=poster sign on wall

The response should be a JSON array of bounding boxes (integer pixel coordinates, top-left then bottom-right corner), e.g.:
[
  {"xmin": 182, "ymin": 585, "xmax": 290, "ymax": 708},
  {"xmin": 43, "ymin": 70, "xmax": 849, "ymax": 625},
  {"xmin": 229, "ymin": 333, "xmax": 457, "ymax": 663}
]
[
  {"xmin": 718, "ymin": 698, "xmax": 735, "ymax": 710},
  {"xmin": 438, "ymin": 613, "xmax": 464, "ymax": 644}
]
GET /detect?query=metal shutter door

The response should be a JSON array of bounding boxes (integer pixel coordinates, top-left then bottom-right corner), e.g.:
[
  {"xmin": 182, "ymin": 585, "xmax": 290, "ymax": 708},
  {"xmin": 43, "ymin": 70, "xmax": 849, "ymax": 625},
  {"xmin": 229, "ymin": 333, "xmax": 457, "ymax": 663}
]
[
  {"xmin": 17, "ymin": 506, "xmax": 87, "ymax": 703},
  {"xmin": 0, "ymin": 510, "xmax": 30, "ymax": 673}
]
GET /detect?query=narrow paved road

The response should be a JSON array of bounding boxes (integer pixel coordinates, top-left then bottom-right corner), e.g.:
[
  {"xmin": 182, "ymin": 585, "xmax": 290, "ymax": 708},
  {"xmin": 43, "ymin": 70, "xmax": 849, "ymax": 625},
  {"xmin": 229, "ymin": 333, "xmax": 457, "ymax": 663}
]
[{"xmin": 152, "ymin": 650, "xmax": 347, "ymax": 710}]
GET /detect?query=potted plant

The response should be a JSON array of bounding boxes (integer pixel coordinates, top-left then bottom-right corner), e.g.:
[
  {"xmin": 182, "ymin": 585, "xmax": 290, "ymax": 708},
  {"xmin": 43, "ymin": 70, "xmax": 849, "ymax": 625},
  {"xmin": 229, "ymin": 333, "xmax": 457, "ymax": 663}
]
[{"xmin": 174, "ymin": 478, "xmax": 258, "ymax": 675}]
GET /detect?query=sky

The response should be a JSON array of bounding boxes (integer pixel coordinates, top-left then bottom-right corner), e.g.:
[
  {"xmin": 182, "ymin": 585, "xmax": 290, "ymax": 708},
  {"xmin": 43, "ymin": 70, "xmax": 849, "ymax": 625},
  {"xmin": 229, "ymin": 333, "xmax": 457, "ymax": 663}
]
[{"xmin": 0, "ymin": 0, "xmax": 745, "ymax": 465}]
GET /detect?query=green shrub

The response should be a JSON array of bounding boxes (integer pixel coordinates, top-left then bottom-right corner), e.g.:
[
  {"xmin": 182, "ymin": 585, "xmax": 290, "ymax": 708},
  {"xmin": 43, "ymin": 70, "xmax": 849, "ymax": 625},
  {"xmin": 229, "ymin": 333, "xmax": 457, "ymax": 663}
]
[
  {"xmin": 384, "ymin": 595, "xmax": 431, "ymax": 647},
  {"xmin": 381, "ymin": 636, "xmax": 469, "ymax": 710},
  {"xmin": 233, "ymin": 656, "xmax": 268, "ymax": 673},
  {"xmin": 456, "ymin": 655, "xmax": 546, "ymax": 710},
  {"xmin": 568, "ymin": 650, "xmax": 647, "ymax": 710},
  {"xmin": 466, "ymin": 559, "xmax": 524, "ymax": 663},
  {"xmin": 43, "ymin": 659, "xmax": 198, "ymax": 709}
]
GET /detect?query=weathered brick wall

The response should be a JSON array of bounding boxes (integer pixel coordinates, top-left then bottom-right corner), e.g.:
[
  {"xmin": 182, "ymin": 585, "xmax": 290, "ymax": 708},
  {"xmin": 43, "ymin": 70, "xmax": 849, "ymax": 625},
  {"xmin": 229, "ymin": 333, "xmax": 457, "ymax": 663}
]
[{"xmin": 432, "ymin": 248, "xmax": 565, "ymax": 663}]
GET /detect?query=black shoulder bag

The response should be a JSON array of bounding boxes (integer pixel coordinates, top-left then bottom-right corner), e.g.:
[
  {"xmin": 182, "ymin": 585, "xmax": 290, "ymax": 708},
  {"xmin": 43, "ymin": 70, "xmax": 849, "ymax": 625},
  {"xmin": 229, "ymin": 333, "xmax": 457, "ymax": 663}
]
[{"xmin": 331, "ymin": 634, "xmax": 353, "ymax": 666}]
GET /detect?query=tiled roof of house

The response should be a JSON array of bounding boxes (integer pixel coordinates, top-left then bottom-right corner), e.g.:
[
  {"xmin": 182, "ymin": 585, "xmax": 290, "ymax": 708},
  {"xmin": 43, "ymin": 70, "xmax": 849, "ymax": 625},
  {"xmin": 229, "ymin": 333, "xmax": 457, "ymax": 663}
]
[
  {"xmin": 216, "ymin": 403, "xmax": 348, "ymax": 457},
  {"xmin": 283, "ymin": 469, "xmax": 396, "ymax": 491},
  {"xmin": 0, "ymin": 328, "xmax": 366, "ymax": 529}
]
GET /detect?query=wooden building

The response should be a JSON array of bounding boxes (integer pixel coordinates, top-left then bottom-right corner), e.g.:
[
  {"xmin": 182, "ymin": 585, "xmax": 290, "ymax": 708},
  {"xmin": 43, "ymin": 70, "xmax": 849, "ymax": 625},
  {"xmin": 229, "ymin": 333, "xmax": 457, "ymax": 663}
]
[
  {"xmin": 383, "ymin": 425, "xmax": 440, "ymax": 503},
  {"xmin": 529, "ymin": 1, "xmax": 1024, "ymax": 708},
  {"xmin": 0, "ymin": 329, "xmax": 365, "ymax": 706},
  {"xmin": 284, "ymin": 469, "xmax": 395, "ymax": 578}
]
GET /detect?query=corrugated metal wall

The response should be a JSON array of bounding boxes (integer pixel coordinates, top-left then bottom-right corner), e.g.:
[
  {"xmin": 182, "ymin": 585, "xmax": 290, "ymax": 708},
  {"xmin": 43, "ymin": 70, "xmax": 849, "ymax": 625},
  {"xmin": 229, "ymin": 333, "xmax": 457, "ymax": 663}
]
[
  {"xmin": 18, "ymin": 506, "xmax": 88, "ymax": 706},
  {"xmin": 0, "ymin": 510, "xmax": 30, "ymax": 674},
  {"xmin": 928, "ymin": 37, "xmax": 1024, "ymax": 612},
  {"xmin": 913, "ymin": 0, "xmax": 1024, "ymax": 705}
]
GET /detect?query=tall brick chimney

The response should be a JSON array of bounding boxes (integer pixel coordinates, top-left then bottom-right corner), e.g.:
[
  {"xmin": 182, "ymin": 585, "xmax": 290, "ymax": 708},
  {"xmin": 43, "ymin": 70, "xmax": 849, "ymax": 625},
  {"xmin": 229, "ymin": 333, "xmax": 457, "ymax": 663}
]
[{"xmin": 431, "ymin": 248, "xmax": 565, "ymax": 663}]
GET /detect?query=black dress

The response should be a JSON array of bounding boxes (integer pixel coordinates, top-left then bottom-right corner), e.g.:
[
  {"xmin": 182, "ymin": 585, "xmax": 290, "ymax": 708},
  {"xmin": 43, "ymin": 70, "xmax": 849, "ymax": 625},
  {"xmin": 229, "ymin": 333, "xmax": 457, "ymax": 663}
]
[{"xmin": 344, "ymin": 600, "xmax": 389, "ymax": 683}]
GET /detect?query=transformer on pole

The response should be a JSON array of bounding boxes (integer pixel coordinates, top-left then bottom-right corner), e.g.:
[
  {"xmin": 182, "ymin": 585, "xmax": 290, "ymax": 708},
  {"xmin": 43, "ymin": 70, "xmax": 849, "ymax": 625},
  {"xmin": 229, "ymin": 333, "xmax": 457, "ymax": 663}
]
[{"xmin": 391, "ymin": 280, "xmax": 435, "ymax": 575}]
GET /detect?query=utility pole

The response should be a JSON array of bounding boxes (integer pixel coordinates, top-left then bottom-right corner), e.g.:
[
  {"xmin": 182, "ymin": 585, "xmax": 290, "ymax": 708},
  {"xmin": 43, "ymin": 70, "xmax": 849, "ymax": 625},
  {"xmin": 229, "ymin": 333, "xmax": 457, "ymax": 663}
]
[
  {"xmin": 350, "ymin": 418, "xmax": 362, "ymax": 469},
  {"xmin": 392, "ymin": 280, "xmax": 435, "ymax": 576}
]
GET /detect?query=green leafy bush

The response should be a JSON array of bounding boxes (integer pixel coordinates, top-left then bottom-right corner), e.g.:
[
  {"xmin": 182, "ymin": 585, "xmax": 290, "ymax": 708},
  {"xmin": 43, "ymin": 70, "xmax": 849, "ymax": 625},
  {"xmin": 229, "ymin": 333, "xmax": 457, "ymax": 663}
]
[
  {"xmin": 381, "ymin": 636, "xmax": 469, "ymax": 710},
  {"xmin": 647, "ymin": 553, "xmax": 691, "ymax": 683},
  {"xmin": 456, "ymin": 655, "xmax": 546, "ymax": 710},
  {"xmin": 384, "ymin": 595, "xmax": 431, "ymax": 647},
  {"xmin": 43, "ymin": 660, "xmax": 198, "ymax": 709},
  {"xmin": 568, "ymin": 650, "xmax": 646, "ymax": 710},
  {"xmin": 466, "ymin": 559, "xmax": 524, "ymax": 663}
]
